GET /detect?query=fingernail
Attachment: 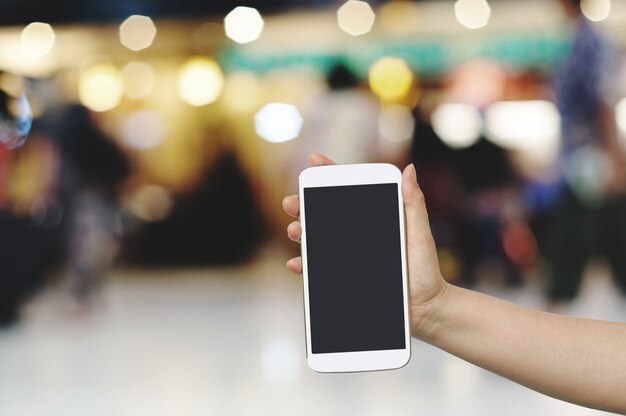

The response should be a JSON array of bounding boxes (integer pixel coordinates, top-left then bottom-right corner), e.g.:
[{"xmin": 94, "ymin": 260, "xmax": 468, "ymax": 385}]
[{"xmin": 410, "ymin": 164, "xmax": 417, "ymax": 183}]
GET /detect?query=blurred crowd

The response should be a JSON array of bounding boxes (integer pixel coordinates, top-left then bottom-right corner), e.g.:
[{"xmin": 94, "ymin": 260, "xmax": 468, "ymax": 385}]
[{"xmin": 2, "ymin": 0, "xmax": 626, "ymax": 326}]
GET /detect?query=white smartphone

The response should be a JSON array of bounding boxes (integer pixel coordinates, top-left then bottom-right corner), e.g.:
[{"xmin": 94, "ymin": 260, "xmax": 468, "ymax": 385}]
[{"xmin": 298, "ymin": 163, "xmax": 411, "ymax": 373}]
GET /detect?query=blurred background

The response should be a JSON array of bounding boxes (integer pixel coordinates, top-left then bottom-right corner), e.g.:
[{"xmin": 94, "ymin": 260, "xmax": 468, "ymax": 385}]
[{"xmin": 1, "ymin": 0, "xmax": 626, "ymax": 414}]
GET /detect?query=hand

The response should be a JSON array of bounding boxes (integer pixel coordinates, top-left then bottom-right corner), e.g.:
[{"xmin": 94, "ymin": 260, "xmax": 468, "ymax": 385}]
[{"xmin": 282, "ymin": 152, "xmax": 449, "ymax": 337}]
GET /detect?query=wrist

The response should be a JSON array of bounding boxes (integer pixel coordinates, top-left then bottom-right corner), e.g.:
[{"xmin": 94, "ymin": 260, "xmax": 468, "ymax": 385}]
[{"xmin": 410, "ymin": 279, "xmax": 452, "ymax": 342}]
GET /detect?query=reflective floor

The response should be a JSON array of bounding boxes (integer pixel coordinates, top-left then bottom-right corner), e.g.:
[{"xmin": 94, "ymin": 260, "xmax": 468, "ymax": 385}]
[{"xmin": 1, "ymin": 252, "xmax": 623, "ymax": 416}]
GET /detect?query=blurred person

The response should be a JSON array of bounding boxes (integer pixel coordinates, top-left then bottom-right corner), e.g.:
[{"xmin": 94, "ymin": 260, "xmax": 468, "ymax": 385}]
[
  {"xmin": 410, "ymin": 95, "xmax": 527, "ymax": 286},
  {"xmin": 0, "ymin": 85, "xmax": 61, "ymax": 326},
  {"xmin": 547, "ymin": 0, "xmax": 626, "ymax": 304},
  {"xmin": 409, "ymin": 100, "xmax": 464, "ymax": 282},
  {"xmin": 297, "ymin": 61, "xmax": 379, "ymax": 168},
  {"xmin": 453, "ymin": 137, "xmax": 527, "ymax": 287},
  {"xmin": 53, "ymin": 105, "xmax": 130, "ymax": 309},
  {"xmin": 284, "ymin": 153, "xmax": 626, "ymax": 414}
]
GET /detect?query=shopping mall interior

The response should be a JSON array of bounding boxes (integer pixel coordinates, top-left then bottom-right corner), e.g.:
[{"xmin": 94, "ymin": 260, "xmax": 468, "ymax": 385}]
[{"xmin": 1, "ymin": 0, "xmax": 626, "ymax": 414}]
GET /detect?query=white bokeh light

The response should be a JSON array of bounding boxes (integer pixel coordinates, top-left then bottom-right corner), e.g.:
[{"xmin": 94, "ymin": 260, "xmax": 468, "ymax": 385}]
[
  {"xmin": 485, "ymin": 100, "xmax": 561, "ymax": 166},
  {"xmin": 20, "ymin": 22, "xmax": 55, "ymax": 58},
  {"xmin": 119, "ymin": 15, "xmax": 157, "ymax": 51},
  {"xmin": 432, "ymin": 103, "xmax": 482, "ymax": 149},
  {"xmin": 121, "ymin": 61, "xmax": 156, "ymax": 99},
  {"xmin": 455, "ymin": 0, "xmax": 491, "ymax": 29},
  {"xmin": 581, "ymin": 0, "xmax": 611, "ymax": 22},
  {"xmin": 255, "ymin": 103, "xmax": 303, "ymax": 143},
  {"xmin": 127, "ymin": 185, "xmax": 173, "ymax": 222},
  {"xmin": 485, "ymin": 100, "xmax": 560, "ymax": 150},
  {"xmin": 337, "ymin": 0, "xmax": 376, "ymax": 36},
  {"xmin": 224, "ymin": 6, "xmax": 264, "ymax": 44},
  {"xmin": 79, "ymin": 64, "xmax": 124, "ymax": 112},
  {"xmin": 378, "ymin": 104, "xmax": 415, "ymax": 143},
  {"xmin": 120, "ymin": 110, "xmax": 165, "ymax": 150},
  {"xmin": 177, "ymin": 57, "xmax": 224, "ymax": 106}
]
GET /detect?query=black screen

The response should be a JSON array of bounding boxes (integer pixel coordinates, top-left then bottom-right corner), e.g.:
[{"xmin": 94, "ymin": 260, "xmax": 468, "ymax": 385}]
[{"xmin": 304, "ymin": 183, "xmax": 406, "ymax": 354}]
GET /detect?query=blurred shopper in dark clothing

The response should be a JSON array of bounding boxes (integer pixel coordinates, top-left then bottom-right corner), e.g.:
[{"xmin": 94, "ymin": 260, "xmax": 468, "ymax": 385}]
[
  {"xmin": 129, "ymin": 150, "xmax": 265, "ymax": 266},
  {"xmin": 547, "ymin": 0, "xmax": 626, "ymax": 302},
  {"xmin": 454, "ymin": 138, "xmax": 526, "ymax": 287},
  {"xmin": 410, "ymin": 107, "xmax": 463, "ymax": 282},
  {"xmin": 411, "ymin": 104, "xmax": 526, "ymax": 286},
  {"xmin": 54, "ymin": 105, "xmax": 130, "ymax": 306}
]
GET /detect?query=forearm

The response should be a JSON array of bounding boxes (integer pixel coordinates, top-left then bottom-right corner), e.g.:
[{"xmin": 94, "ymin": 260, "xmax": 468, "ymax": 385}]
[{"xmin": 414, "ymin": 284, "xmax": 626, "ymax": 414}]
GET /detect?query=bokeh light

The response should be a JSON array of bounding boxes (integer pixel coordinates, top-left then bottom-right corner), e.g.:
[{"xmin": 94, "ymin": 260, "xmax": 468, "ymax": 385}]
[
  {"xmin": 127, "ymin": 185, "xmax": 173, "ymax": 222},
  {"xmin": 119, "ymin": 110, "xmax": 165, "ymax": 150},
  {"xmin": 119, "ymin": 15, "xmax": 157, "ymax": 51},
  {"xmin": 121, "ymin": 61, "xmax": 156, "ymax": 99},
  {"xmin": 254, "ymin": 103, "xmax": 303, "ymax": 143},
  {"xmin": 79, "ymin": 63, "xmax": 124, "ymax": 112},
  {"xmin": 337, "ymin": 0, "xmax": 376, "ymax": 36},
  {"xmin": 378, "ymin": 104, "xmax": 415, "ymax": 143},
  {"xmin": 432, "ymin": 103, "xmax": 482, "ymax": 149},
  {"xmin": 581, "ymin": 0, "xmax": 611, "ymax": 22},
  {"xmin": 224, "ymin": 6, "xmax": 264, "ymax": 44},
  {"xmin": 177, "ymin": 57, "xmax": 224, "ymax": 106},
  {"xmin": 20, "ymin": 22, "xmax": 55, "ymax": 58},
  {"xmin": 485, "ymin": 100, "xmax": 560, "ymax": 167},
  {"xmin": 455, "ymin": 0, "xmax": 491, "ymax": 30},
  {"xmin": 222, "ymin": 70, "xmax": 262, "ymax": 113},
  {"xmin": 368, "ymin": 57, "xmax": 413, "ymax": 102}
]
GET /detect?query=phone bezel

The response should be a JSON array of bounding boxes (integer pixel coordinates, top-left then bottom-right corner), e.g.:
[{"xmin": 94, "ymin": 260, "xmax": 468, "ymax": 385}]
[{"xmin": 298, "ymin": 163, "xmax": 411, "ymax": 373}]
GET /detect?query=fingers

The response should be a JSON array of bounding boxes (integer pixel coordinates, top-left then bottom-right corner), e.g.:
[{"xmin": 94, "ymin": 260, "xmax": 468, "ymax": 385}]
[
  {"xmin": 282, "ymin": 195, "xmax": 299, "ymax": 218},
  {"xmin": 308, "ymin": 152, "xmax": 335, "ymax": 167},
  {"xmin": 282, "ymin": 153, "xmax": 334, "ymax": 220},
  {"xmin": 286, "ymin": 257, "xmax": 302, "ymax": 274},
  {"xmin": 287, "ymin": 221, "xmax": 301, "ymax": 242},
  {"xmin": 402, "ymin": 164, "xmax": 436, "ymax": 250},
  {"xmin": 285, "ymin": 153, "xmax": 333, "ymax": 274}
]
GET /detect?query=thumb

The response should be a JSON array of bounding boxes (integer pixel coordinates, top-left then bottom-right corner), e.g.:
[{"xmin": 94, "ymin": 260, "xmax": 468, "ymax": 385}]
[{"xmin": 401, "ymin": 164, "xmax": 437, "ymax": 256}]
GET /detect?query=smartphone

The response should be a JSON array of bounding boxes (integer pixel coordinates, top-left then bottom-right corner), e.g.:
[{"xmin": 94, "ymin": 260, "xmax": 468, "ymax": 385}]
[{"xmin": 298, "ymin": 163, "xmax": 411, "ymax": 373}]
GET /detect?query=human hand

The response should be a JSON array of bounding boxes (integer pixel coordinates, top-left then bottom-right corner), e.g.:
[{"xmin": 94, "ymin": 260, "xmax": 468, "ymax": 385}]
[{"xmin": 282, "ymin": 152, "xmax": 449, "ymax": 338}]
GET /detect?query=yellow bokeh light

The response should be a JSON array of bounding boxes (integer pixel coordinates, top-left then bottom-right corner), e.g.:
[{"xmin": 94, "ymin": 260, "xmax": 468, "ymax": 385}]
[
  {"xmin": 121, "ymin": 61, "xmax": 156, "ymax": 99},
  {"xmin": 79, "ymin": 63, "xmax": 124, "ymax": 112},
  {"xmin": 337, "ymin": 0, "xmax": 376, "ymax": 36},
  {"xmin": 177, "ymin": 57, "xmax": 224, "ymax": 106},
  {"xmin": 455, "ymin": 0, "xmax": 491, "ymax": 30},
  {"xmin": 581, "ymin": 0, "xmax": 611, "ymax": 22},
  {"xmin": 368, "ymin": 57, "xmax": 413, "ymax": 102},
  {"xmin": 119, "ymin": 15, "xmax": 157, "ymax": 51},
  {"xmin": 20, "ymin": 22, "xmax": 55, "ymax": 58},
  {"xmin": 224, "ymin": 6, "xmax": 264, "ymax": 44}
]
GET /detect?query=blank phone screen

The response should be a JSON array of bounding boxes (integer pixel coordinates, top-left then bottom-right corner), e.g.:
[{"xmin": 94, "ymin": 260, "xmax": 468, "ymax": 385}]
[{"xmin": 304, "ymin": 183, "xmax": 406, "ymax": 354}]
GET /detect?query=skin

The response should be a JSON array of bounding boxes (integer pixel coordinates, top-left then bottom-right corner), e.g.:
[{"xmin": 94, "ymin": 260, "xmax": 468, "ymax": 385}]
[{"xmin": 283, "ymin": 153, "xmax": 626, "ymax": 415}]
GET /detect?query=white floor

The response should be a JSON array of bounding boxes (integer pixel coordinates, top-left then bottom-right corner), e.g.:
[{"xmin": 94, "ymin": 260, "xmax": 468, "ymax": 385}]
[{"xmin": 1, "ymin": 251, "xmax": 624, "ymax": 416}]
